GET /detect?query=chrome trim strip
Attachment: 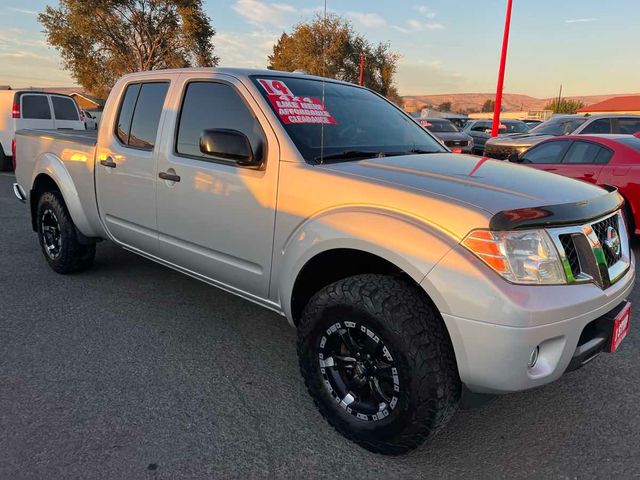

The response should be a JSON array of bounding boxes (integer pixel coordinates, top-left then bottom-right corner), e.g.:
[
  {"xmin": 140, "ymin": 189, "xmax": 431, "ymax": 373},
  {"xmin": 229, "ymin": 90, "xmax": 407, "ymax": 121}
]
[{"xmin": 12, "ymin": 183, "xmax": 26, "ymax": 203}]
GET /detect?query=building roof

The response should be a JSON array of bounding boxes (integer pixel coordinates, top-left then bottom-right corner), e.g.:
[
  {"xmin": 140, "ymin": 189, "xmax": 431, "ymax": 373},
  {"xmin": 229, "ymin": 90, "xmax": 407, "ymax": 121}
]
[{"xmin": 577, "ymin": 95, "xmax": 640, "ymax": 113}]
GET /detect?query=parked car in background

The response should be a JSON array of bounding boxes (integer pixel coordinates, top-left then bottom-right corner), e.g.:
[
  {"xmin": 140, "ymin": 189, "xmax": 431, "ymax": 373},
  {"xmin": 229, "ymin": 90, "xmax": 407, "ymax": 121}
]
[
  {"xmin": 0, "ymin": 90, "xmax": 85, "ymax": 171},
  {"xmin": 524, "ymin": 119, "xmax": 544, "ymax": 128},
  {"xmin": 508, "ymin": 134, "xmax": 640, "ymax": 234},
  {"xmin": 462, "ymin": 119, "xmax": 529, "ymax": 155},
  {"xmin": 419, "ymin": 117, "xmax": 474, "ymax": 153},
  {"xmin": 485, "ymin": 114, "xmax": 640, "ymax": 160},
  {"xmin": 82, "ymin": 110, "xmax": 98, "ymax": 130},
  {"xmin": 449, "ymin": 117, "xmax": 471, "ymax": 130}
]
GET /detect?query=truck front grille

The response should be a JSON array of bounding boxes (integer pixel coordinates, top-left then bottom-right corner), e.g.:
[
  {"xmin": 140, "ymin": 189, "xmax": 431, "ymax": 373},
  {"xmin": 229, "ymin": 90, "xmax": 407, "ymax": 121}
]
[
  {"xmin": 559, "ymin": 234, "xmax": 581, "ymax": 278},
  {"xmin": 483, "ymin": 144, "xmax": 517, "ymax": 159},
  {"xmin": 592, "ymin": 215, "xmax": 623, "ymax": 266},
  {"xmin": 444, "ymin": 140, "xmax": 469, "ymax": 148},
  {"xmin": 548, "ymin": 211, "xmax": 630, "ymax": 290}
]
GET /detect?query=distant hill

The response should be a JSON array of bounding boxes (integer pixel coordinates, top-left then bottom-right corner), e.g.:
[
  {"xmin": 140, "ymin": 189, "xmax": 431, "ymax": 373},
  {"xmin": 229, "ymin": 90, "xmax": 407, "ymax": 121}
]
[{"xmin": 402, "ymin": 92, "xmax": 640, "ymax": 113}]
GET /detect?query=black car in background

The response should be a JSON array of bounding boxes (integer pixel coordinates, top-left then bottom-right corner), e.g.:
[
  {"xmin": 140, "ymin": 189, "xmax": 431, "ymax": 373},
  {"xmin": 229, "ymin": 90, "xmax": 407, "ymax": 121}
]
[
  {"xmin": 462, "ymin": 119, "xmax": 529, "ymax": 155},
  {"xmin": 419, "ymin": 118, "xmax": 474, "ymax": 154}
]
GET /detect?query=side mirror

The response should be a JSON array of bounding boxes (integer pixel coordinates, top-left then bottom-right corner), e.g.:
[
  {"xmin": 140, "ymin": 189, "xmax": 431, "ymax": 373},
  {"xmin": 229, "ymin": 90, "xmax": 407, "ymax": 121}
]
[
  {"xmin": 507, "ymin": 152, "xmax": 520, "ymax": 163},
  {"xmin": 199, "ymin": 129, "xmax": 261, "ymax": 167}
]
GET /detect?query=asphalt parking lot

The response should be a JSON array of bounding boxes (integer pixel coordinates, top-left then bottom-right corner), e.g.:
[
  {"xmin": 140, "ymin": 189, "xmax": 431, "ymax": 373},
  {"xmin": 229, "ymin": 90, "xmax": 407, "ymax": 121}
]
[{"xmin": 1, "ymin": 172, "xmax": 640, "ymax": 479}]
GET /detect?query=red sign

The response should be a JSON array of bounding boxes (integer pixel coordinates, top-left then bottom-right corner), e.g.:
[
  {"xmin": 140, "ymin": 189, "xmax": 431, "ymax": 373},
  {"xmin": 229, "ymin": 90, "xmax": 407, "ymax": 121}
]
[
  {"xmin": 257, "ymin": 79, "xmax": 337, "ymax": 125},
  {"xmin": 610, "ymin": 303, "xmax": 631, "ymax": 353}
]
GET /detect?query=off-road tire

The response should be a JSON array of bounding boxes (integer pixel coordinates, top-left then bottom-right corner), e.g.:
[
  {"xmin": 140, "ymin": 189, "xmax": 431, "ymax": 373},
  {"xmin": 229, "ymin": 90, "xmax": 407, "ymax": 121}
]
[
  {"xmin": 36, "ymin": 191, "xmax": 95, "ymax": 274},
  {"xmin": 297, "ymin": 274, "xmax": 460, "ymax": 455}
]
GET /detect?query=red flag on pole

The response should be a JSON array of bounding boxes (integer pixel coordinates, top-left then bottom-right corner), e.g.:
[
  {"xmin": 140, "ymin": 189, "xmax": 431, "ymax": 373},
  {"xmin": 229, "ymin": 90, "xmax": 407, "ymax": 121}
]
[{"xmin": 491, "ymin": 0, "xmax": 513, "ymax": 137}]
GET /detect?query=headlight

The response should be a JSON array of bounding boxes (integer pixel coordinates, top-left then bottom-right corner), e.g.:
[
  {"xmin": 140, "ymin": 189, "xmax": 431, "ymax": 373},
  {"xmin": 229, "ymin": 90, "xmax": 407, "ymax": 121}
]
[{"xmin": 462, "ymin": 229, "xmax": 566, "ymax": 285}]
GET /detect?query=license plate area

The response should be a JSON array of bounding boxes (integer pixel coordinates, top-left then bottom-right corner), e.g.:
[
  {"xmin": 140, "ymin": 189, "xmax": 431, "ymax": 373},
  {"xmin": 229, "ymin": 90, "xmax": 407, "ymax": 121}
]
[{"xmin": 609, "ymin": 302, "xmax": 631, "ymax": 353}]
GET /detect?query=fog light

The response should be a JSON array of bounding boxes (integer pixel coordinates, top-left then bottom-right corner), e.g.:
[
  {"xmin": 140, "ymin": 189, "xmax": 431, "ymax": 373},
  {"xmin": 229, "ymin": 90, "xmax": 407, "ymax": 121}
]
[{"xmin": 528, "ymin": 346, "xmax": 540, "ymax": 369}]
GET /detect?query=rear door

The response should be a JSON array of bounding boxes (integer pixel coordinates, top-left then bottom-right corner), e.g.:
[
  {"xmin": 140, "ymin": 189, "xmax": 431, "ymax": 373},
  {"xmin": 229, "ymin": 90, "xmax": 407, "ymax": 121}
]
[
  {"xmin": 557, "ymin": 140, "xmax": 611, "ymax": 183},
  {"xmin": 95, "ymin": 80, "xmax": 170, "ymax": 254},
  {"xmin": 17, "ymin": 93, "xmax": 55, "ymax": 130},
  {"xmin": 50, "ymin": 95, "xmax": 84, "ymax": 130}
]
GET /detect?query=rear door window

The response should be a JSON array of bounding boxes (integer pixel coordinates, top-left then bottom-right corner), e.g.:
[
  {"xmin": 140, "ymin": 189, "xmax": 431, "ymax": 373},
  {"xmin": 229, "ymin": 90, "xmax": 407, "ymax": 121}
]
[
  {"xmin": 21, "ymin": 95, "xmax": 51, "ymax": 119},
  {"xmin": 115, "ymin": 83, "xmax": 141, "ymax": 145},
  {"xmin": 520, "ymin": 140, "xmax": 569, "ymax": 164},
  {"xmin": 562, "ymin": 141, "xmax": 608, "ymax": 164},
  {"xmin": 128, "ymin": 82, "xmax": 169, "ymax": 149},
  {"xmin": 614, "ymin": 118, "xmax": 640, "ymax": 135},
  {"xmin": 51, "ymin": 96, "xmax": 80, "ymax": 120}
]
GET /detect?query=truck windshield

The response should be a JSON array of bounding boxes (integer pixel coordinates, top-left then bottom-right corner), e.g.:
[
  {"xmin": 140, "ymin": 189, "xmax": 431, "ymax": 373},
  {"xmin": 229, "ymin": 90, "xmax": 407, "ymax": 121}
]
[
  {"xmin": 250, "ymin": 76, "xmax": 445, "ymax": 163},
  {"xmin": 531, "ymin": 117, "xmax": 587, "ymax": 136}
]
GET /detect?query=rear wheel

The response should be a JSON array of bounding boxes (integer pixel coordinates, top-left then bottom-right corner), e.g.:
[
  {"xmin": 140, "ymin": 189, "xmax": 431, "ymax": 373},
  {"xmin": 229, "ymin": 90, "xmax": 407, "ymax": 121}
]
[
  {"xmin": 297, "ymin": 274, "xmax": 460, "ymax": 454},
  {"xmin": 0, "ymin": 149, "xmax": 12, "ymax": 171},
  {"xmin": 36, "ymin": 191, "xmax": 95, "ymax": 274}
]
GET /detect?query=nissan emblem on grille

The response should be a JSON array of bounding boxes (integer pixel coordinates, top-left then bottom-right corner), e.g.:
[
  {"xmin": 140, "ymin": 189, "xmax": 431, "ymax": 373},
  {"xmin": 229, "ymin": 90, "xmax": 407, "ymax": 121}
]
[{"xmin": 605, "ymin": 226, "xmax": 621, "ymax": 258}]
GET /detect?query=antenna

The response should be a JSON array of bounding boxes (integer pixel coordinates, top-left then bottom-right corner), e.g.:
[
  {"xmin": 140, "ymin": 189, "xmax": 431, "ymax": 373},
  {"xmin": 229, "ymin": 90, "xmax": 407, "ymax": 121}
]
[{"xmin": 319, "ymin": 0, "xmax": 327, "ymax": 164}]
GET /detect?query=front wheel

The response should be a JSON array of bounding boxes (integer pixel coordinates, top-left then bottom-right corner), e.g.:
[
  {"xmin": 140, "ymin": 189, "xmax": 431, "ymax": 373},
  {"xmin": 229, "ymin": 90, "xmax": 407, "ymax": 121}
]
[
  {"xmin": 36, "ymin": 191, "xmax": 95, "ymax": 274},
  {"xmin": 297, "ymin": 274, "xmax": 460, "ymax": 454}
]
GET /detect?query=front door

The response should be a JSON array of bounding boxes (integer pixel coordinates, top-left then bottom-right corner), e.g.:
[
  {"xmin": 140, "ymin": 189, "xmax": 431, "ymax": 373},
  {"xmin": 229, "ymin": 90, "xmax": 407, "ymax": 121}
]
[
  {"xmin": 155, "ymin": 75, "xmax": 279, "ymax": 298},
  {"xmin": 95, "ymin": 81, "xmax": 170, "ymax": 254}
]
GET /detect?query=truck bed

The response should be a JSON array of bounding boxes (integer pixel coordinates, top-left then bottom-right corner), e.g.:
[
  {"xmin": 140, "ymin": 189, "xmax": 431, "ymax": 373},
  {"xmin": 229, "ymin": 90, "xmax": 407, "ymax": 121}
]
[
  {"xmin": 14, "ymin": 127, "xmax": 103, "ymax": 238},
  {"xmin": 16, "ymin": 128, "xmax": 98, "ymax": 146}
]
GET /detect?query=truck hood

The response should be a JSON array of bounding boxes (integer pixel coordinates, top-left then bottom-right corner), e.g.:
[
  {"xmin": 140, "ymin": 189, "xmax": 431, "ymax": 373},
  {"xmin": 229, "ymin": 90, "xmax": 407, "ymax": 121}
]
[
  {"xmin": 485, "ymin": 133, "xmax": 552, "ymax": 147},
  {"xmin": 320, "ymin": 153, "xmax": 607, "ymax": 215}
]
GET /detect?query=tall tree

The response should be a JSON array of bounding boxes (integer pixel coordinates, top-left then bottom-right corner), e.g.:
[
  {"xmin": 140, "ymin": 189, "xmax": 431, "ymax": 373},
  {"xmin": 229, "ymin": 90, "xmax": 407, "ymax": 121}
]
[
  {"xmin": 544, "ymin": 98, "xmax": 585, "ymax": 114},
  {"xmin": 268, "ymin": 14, "xmax": 402, "ymax": 105},
  {"xmin": 39, "ymin": 0, "xmax": 218, "ymax": 98},
  {"xmin": 437, "ymin": 101, "xmax": 452, "ymax": 112},
  {"xmin": 481, "ymin": 99, "xmax": 495, "ymax": 112}
]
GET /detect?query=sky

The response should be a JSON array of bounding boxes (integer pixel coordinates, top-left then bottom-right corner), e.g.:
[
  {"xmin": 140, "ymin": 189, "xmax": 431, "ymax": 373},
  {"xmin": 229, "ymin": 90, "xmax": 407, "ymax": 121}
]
[{"xmin": 0, "ymin": 0, "xmax": 639, "ymax": 98}]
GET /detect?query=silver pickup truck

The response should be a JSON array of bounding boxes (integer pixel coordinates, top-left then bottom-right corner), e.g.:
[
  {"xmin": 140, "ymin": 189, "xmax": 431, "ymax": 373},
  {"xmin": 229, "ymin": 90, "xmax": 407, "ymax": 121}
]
[{"xmin": 13, "ymin": 68, "xmax": 635, "ymax": 454}]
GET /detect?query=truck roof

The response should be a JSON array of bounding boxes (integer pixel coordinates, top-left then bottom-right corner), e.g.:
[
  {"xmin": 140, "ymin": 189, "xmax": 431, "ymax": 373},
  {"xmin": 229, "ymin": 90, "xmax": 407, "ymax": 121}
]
[{"xmin": 118, "ymin": 67, "xmax": 355, "ymax": 87}]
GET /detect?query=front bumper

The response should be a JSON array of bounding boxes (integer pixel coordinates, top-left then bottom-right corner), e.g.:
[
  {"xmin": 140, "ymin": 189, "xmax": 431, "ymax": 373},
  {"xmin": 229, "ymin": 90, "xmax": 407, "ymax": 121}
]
[
  {"xmin": 422, "ymin": 244, "xmax": 635, "ymax": 394},
  {"xmin": 483, "ymin": 143, "xmax": 528, "ymax": 160}
]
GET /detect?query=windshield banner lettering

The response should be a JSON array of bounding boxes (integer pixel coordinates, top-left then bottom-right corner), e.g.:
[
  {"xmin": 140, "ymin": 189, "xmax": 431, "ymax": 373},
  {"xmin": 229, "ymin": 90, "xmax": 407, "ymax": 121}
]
[{"xmin": 257, "ymin": 78, "xmax": 337, "ymax": 125}]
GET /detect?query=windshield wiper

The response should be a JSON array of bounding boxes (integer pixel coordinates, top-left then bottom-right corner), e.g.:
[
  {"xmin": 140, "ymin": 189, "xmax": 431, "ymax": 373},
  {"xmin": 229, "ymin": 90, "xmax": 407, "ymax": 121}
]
[
  {"xmin": 314, "ymin": 150, "xmax": 384, "ymax": 162},
  {"xmin": 405, "ymin": 148, "xmax": 440, "ymax": 154},
  {"xmin": 314, "ymin": 148, "xmax": 441, "ymax": 163}
]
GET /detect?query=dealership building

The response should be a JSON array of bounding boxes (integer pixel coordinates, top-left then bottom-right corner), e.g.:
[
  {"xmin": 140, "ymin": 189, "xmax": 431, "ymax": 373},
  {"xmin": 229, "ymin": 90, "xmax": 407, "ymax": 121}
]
[{"xmin": 577, "ymin": 95, "xmax": 640, "ymax": 115}]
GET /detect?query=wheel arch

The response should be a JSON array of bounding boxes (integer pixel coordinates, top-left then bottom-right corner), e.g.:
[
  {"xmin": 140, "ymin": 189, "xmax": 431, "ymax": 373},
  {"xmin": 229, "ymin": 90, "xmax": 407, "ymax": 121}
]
[{"xmin": 28, "ymin": 154, "xmax": 101, "ymax": 237}]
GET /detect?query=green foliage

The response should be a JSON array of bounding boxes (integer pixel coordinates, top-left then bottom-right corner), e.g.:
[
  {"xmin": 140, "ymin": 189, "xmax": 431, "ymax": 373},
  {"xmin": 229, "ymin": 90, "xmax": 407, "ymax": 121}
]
[
  {"xmin": 268, "ymin": 14, "xmax": 403, "ymax": 105},
  {"xmin": 544, "ymin": 98, "xmax": 585, "ymax": 114},
  {"xmin": 437, "ymin": 101, "xmax": 452, "ymax": 112},
  {"xmin": 39, "ymin": 0, "xmax": 218, "ymax": 97},
  {"xmin": 481, "ymin": 99, "xmax": 495, "ymax": 113}
]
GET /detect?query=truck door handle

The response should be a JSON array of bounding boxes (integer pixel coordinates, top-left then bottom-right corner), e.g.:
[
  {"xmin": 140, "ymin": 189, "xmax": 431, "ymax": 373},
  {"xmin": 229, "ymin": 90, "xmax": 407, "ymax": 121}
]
[
  {"xmin": 100, "ymin": 157, "xmax": 116, "ymax": 168},
  {"xmin": 159, "ymin": 171, "xmax": 181, "ymax": 182}
]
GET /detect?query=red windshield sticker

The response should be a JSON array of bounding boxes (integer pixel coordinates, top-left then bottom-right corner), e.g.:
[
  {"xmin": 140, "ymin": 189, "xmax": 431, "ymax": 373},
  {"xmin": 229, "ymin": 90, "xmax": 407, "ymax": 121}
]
[
  {"xmin": 257, "ymin": 78, "xmax": 337, "ymax": 125},
  {"xmin": 257, "ymin": 78, "xmax": 294, "ymax": 96},
  {"xmin": 267, "ymin": 94, "xmax": 337, "ymax": 125}
]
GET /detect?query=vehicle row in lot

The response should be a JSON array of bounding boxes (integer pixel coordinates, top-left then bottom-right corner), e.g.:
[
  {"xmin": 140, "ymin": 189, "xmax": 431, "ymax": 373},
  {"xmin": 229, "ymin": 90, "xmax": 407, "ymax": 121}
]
[
  {"xmin": 0, "ymin": 89, "xmax": 85, "ymax": 171},
  {"xmin": 484, "ymin": 114, "xmax": 640, "ymax": 159},
  {"xmin": 509, "ymin": 134, "xmax": 640, "ymax": 235},
  {"xmin": 462, "ymin": 119, "xmax": 529, "ymax": 155},
  {"xmin": 13, "ymin": 68, "xmax": 634, "ymax": 454},
  {"xmin": 418, "ymin": 118, "xmax": 474, "ymax": 153}
]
